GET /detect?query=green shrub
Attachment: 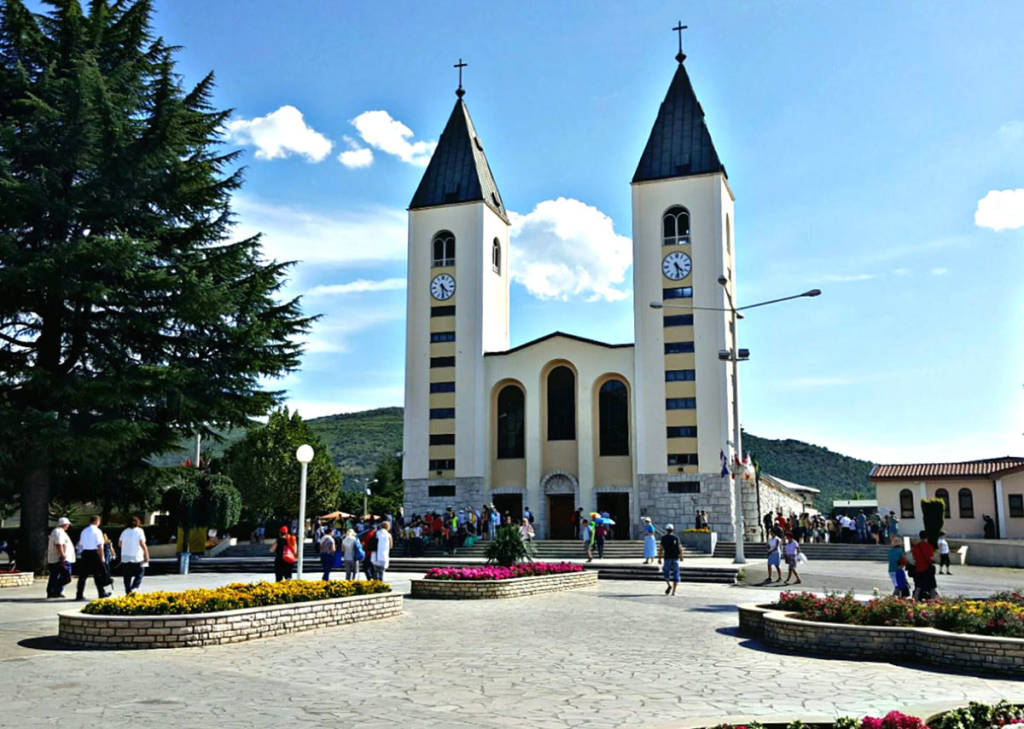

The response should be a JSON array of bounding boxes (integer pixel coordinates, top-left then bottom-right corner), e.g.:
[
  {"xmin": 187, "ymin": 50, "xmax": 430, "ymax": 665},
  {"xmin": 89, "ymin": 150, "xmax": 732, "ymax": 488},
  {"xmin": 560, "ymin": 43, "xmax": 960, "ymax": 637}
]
[{"xmin": 484, "ymin": 525, "xmax": 536, "ymax": 567}]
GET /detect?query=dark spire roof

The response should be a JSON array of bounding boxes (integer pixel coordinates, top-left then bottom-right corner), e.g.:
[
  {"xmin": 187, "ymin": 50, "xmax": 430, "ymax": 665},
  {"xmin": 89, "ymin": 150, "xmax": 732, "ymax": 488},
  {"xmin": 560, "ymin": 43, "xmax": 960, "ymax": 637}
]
[
  {"xmin": 409, "ymin": 98, "xmax": 508, "ymax": 223},
  {"xmin": 632, "ymin": 61, "xmax": 726, "ymax": 183}
]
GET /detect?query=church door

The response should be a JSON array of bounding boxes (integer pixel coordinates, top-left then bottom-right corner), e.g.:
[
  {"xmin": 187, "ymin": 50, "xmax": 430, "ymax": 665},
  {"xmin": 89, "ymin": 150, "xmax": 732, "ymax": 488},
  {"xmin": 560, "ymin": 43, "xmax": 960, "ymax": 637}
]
[
  {"xmin": 548, "ymin": 494, "xmax": 574, "ymax": 539},
  {"xmin": 596, "ymin": 492, "xmax": 631, "ymax": 540}
]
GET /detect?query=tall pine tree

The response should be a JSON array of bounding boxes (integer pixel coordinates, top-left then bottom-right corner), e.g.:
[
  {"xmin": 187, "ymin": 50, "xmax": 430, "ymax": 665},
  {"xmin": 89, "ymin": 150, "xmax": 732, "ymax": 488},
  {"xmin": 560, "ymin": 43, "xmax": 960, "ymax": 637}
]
[{"xmin": 0, "ymin": 1, "xmax": 315, "ymax": 570}]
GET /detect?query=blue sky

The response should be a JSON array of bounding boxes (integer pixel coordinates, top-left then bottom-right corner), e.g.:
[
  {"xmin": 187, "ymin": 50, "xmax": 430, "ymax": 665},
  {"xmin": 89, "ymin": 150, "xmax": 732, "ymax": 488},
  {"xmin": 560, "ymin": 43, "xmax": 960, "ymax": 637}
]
[{"xmin": 143, "ymin": 1, "xmax": 1023, "ymax": 464}]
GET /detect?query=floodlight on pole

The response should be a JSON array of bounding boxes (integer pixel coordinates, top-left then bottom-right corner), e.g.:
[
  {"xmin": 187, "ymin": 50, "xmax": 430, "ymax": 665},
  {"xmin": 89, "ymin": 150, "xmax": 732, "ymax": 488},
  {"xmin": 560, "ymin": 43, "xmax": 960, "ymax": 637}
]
[
  {"xmin": 295, "ymin": 444, "xmax": 314, "ymax": 579},
  {"xmin": 649, "ymin": 284, "xmax": 821, "ymax": 564}
]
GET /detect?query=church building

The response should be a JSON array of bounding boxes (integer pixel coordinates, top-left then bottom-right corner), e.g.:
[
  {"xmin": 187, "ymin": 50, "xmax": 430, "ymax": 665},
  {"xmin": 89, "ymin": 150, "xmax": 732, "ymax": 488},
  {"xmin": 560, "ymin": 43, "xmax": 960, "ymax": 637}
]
[{"xmin": 402, "ymin": 43, "xmax": 746, "ymax": 540}]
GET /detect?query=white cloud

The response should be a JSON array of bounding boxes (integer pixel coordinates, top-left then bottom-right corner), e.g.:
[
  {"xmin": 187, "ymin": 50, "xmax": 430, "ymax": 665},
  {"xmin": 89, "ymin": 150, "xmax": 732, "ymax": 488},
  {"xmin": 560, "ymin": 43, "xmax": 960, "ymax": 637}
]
[
  {"xmin": 305, "ymin": 278, "xmax": 406, "ymax": 297},
  {"xmin": 350, "ymin": 110, "xmax": 436, "ymax": 167},
  {"xmin": 821, "ymin": 273, "xmax": 875, "ymax": 283},
  {"xmin": 225, "ymin": 105, "xmax": 333, "ymax": 162},
  {"xmin": 975, "ymin": 189, "xmax": 1024, "ymax": 231},
  {"xmin": 338, "ymin": 147, "xmax": 373, "ymax": 168},
  {"xmin": 891, "ymin": 268, "xmax": 909, "ymax": 276},
  {"xmin": 930, "ymin": 267, "xmax": 948, "ymax": 276},
  {"xmin": 509, "ymin": 197, "xmax": 632, "ymax": 302},
  {"xmin": 232, "ymin": 195, "xmax": 406, "ymax": 265},
  {"xmin": 300, "ymin": 309, "xmax": 404, "ymax": 356}
]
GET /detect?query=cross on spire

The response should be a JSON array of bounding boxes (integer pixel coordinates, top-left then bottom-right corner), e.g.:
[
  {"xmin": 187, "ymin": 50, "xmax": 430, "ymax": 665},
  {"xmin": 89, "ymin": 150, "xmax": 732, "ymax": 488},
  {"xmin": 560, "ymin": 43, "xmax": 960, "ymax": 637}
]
[
  {"xmin": 454, "ymin": 58, "xmax": 467, "ymax": 98},
  {"xmin": 673, "ymin": 21, "xmax": 688, "ymax": 63}
]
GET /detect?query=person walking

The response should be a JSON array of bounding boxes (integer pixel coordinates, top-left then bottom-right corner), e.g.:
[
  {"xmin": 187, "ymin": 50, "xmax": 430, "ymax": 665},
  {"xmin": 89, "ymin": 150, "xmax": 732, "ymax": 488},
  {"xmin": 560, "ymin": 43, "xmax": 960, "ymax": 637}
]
[
  {"xmin": 659, "ymin": 524, "xmax": 682, "ymax": 595},
  {"xmin": 641, "ymin": 517, "xmax": 657, "ymax": 565},
  {"xmin": 571, "ymin": 508, "xmax": 582, "ymax": 539},
  {"xmin": 910, "ymin": 531, "xmax": 937, "ymax": 599},
  {"xmin": 341, "ymin": 529, "xmax": 360, "ymax": 580},
  {"xmin": 118, "ymin": 516, "xmax": 150, "ymax": 595},
  {"xmin": 46, "ymin": 517, "xmax": 75, "ymax": 598},
  {"xmin": 765, "ymin": 528, "xmax": 782, "ymax": 583},
  {"xmin": 270, "ymin": 525, "xmax": 297, "ymax": 582},
  {"xmin": 937, "ymin": 532, "xmax": 952, "ymax": 575},
  {"xmin": 594, "ymin": 520, "xmax": 607, "ymax": 559},
  {"xmin": 887, "ymin": 535, "xmax": 909, "ymax": 597},
  {"xmin": 319, "ymin": 526, "xmax": 336, "ymax": 581},
  {"xmin": 581, "ymin": 519, "xmax": 593, "ymax": 562},
  {"xmin": 75, "ymin": 516, "xmax": 111, "ymax": 600},
  {"xmin": 372, "ymin": 521, "xmax": 392, "ymax": 582},
  {"xmin": 781, "ymin": 532, "xmax": 802, "ymax": 585}
]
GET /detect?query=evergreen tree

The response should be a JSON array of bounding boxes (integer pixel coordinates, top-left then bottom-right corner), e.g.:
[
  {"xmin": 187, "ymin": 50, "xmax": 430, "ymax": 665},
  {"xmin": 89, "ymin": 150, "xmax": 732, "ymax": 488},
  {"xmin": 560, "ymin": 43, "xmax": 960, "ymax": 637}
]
[
  {"xmin": 0, "ymin": 1, "xmax": 314, "ymax": 570},
  {"xmin": 223, "ymin": 408, "xmax": 341, "ymax": 520}
]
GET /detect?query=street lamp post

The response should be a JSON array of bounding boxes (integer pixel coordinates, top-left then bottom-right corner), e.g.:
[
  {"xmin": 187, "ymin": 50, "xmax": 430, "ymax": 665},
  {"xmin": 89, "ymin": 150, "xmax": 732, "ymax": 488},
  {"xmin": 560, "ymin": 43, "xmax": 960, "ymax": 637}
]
[
  {"xmin": 295, "ymin": 444, "xmax": 314, "ymax": 579},
  {"xmin": 364, "ymin": 478, "xmax": 378, "ymax": 518},
  {"xmin": 651, "ymin": 284, "xmax": 820, "ymax": 564}
]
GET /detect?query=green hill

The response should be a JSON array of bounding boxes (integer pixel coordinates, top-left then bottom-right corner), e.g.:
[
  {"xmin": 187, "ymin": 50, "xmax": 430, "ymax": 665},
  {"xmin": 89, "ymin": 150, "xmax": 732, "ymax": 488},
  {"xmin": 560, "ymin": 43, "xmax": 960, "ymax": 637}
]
[
  {"xmin": 151, "ymin": 409, "xmax": 873, "ymax": 511},
  {"xmin": 743, "ymin": 432, "xmax": 875, "ymax": 511}
]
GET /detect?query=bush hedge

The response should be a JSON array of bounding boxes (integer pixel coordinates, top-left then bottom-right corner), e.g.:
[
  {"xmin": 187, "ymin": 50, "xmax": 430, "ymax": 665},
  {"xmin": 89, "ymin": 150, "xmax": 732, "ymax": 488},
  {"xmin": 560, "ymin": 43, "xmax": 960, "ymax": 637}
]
[
  {"xmin": 82, "ymin": 579, "xmax": 391, "ymax": 616},
  {"xmin": 773, "ymin": 590, "xmax": 1024, "ymax": 638}
]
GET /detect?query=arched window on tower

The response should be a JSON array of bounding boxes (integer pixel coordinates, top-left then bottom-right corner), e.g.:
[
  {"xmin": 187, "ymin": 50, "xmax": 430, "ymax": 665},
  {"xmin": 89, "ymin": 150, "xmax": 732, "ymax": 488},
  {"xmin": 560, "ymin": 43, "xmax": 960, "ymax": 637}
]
[
  {"xmin": 958, "ymin": 488, "xmax": 975, "ymax": 519},
  {"xmin": 547, "ymin": 366, "xmax": 576, "ymax": 441},
  {"xmin": 935, "ymin": 488, "xmax": 951, "ymax": 518},
  {"xmin": 899, "ymin": 489, "xmax": 915, "ymax": 519},
  {"xmin": 492, "ymin": 238, "xmax": 501, "ymax": 274},
  {"xmin": 662, "ymin": 206, "xmax": 690, "ymax": 245},
  {"xmin": 496, "ymin": 385, "xmax": 524, "ymax": 459},
  {"xmin": 598, "ymin": 380, "xmax": 629, "ymax": 456},
  {"xmin": 432, "ymin": 231, "xmax": 455, "ymax": 267}
]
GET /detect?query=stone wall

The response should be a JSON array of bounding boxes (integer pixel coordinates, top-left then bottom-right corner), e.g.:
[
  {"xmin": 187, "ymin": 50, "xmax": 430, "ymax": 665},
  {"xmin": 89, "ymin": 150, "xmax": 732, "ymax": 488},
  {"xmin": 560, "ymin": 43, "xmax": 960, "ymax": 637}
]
[
  {"xmin": 637, "ymin": 472, "xmax": 737, "ymax": 540},
  {"xmin": 59, "ymin": 592, "xmax": 403, "ymax": 649},
  {"xmin": 410, "ymin": 570, "xmax": 597, "ymax": 599},
  {"xmin": 742, "ymin": 481, "xmax": 810, "ymax": 542},
  {"xmin": 404, "ymin": 476, "xmax": 484, "ymax": 517},
  {"xmin": 738, "ymin": 603, "xmax": 1024, "ymax": 676},
  {"xmin": 0, "ymin": 571, "xmax": 34, "ymax": 588}
]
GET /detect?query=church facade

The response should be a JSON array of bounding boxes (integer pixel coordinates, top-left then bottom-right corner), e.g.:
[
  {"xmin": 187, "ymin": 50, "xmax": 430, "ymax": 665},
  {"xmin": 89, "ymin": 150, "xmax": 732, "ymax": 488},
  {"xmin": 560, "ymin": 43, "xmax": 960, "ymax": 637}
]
[{"xmin": 402, "ymin": 51, "xmax": 747, "ymax": 540}]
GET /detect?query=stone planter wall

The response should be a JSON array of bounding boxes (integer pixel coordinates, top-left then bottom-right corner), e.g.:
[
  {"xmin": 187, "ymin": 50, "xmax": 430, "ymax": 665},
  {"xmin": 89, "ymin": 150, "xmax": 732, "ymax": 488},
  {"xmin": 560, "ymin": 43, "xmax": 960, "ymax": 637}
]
[
  {"xmin": 410, "ymin": 570, "xmax": 597, "ymax": 599},
  {"xmin": 738, "ymin": 603, "xmax": 1024, "ymax": 676},
  {"xmin": 680, "ymin": 531, "xmax": 718, "ymax": 554},
  {"xmin": 59, "ymin": 591, "xmax": 402, "ymax": 649},
  {"xmin": 0, "ymin": 571, "xmax": 34, "ymax": 588}
]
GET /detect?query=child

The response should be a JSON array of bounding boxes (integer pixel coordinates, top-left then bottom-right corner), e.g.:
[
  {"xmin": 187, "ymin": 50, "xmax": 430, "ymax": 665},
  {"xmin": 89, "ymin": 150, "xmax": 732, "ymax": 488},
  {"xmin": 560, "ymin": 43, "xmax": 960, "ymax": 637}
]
[
  {"xmin": 937, "ymin": 531, "xmax": 952, "ymax": 575},
  {"xmin": 782, "ymin": 532, "xmax": 801, "ymax": 585},
  {"xmin": 888, "ymin": 535, "xmax": 909, "ymax": 597}
]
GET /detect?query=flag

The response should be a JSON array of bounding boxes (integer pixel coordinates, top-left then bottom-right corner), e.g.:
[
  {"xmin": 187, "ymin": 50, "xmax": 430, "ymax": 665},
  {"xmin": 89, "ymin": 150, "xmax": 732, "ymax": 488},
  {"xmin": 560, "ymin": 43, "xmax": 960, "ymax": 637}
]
[{"xmin": 720, "ymin": 450, "xmax": 729, "ymax": 477}]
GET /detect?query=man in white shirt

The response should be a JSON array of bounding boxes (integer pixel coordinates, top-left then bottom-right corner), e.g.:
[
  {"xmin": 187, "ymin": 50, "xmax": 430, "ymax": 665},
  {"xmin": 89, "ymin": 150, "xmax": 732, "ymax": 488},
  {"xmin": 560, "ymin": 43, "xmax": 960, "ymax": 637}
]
[
  {"xmin": 75, "ymin": 515, "xmax": 111, "ymax": 600},
  {"xmin": 119, "ymin": 516, "xmax": 150, "ymax": 594},
  {"xmin": 46, "ymin": 517, "xmax": 76, "ymax": 598}
]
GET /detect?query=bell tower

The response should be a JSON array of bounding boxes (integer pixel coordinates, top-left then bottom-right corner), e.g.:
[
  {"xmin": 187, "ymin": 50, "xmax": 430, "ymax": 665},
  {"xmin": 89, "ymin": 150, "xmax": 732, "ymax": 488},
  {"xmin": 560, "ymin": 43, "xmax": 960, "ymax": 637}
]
[
  {"xmin": 402, "ymin": 66, "xmax": 510, "ymax": 514},
  {"xmin": 630, "ymin": 30, "xmax": 738, "ymax": 537}
]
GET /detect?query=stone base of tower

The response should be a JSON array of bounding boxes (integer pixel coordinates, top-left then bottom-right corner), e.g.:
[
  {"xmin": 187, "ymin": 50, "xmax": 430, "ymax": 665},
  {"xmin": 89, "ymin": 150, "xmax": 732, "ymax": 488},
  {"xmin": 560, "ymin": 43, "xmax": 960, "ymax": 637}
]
[
  {"xmin": 403, "ymin": 477, "xmax": 485, "ymax": 517},
  {"xmin": 636, "ymin": 472, "xmax": 739, "ymax": 542}
]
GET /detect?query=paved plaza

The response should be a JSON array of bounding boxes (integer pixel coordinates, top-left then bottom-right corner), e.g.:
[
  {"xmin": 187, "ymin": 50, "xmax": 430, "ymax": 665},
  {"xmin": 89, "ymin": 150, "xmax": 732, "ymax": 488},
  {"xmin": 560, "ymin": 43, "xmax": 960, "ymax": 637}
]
[{"xmin": 2, "ymin": 562, "xmax": 1023, "ymax": 729}]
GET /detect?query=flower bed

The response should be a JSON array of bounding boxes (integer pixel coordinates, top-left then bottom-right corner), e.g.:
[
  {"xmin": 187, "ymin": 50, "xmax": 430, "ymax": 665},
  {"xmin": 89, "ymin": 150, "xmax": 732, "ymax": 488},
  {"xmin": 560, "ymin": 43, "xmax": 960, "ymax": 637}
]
[
  {"xmin": 738, "ymin": 595, "xmax": 1024, "ymax": 676},
  {"xmin": 773, "ymin": 591, "xmax": 1024, "ymax": 638},
  {"xmin": 423, "ymin": 562, "xmax": 583, "ymax": 581},
  {"xmin": 411, "ymin": 564, "xmax": 596, "ymax": 599},
  {"xmin": 60, "ymin": 580, "xmax": 401, "ymax": 649},
  {"xmin": 705, "ymin": 701, "xmax": 1023, "ymax": 729},
  {"xmin": 82, "ymin": 579, "xmax": 391, "ymax": 615}
]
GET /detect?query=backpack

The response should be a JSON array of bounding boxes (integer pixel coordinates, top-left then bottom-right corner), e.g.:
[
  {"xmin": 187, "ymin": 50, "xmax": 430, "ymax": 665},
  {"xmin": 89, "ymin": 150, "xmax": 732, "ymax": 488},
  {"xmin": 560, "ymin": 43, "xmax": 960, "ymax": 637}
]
[
  {"xmin": 352, "ymin": 538, "xmax": 365, "ymax": 562},
  {"xmin": 365, "ymin": 531, "xmax": 378, "ymax": 555},
  {"xmin": 281, "ymin": 536, "xmax": 297, "ymax": 564}
]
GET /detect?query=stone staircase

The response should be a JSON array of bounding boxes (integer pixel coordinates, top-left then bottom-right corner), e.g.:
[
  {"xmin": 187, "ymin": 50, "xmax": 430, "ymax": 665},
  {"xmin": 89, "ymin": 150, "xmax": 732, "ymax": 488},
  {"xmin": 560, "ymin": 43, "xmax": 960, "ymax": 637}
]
[{"xmin": 713, "ymin": 542, "xmax": 893, "ymax": 561}]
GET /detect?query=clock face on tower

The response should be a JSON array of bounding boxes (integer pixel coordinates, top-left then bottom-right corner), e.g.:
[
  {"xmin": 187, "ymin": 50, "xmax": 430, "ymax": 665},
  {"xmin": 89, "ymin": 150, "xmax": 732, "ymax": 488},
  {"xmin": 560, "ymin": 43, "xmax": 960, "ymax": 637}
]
[
  {"xmin": 430, "ymin": 273, "xmax": 456, "ymax": 300},
  {"xmin": 662, "ymin": 251, "xmax": 692, "ymax": 280}
]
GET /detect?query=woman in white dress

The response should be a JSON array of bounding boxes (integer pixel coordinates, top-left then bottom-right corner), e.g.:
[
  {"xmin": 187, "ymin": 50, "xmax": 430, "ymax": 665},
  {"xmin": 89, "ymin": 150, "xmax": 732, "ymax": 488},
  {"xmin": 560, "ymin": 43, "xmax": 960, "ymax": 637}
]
[{"xmin": 371, "ymin": 521, "xmax": 392, "ymax": 583}]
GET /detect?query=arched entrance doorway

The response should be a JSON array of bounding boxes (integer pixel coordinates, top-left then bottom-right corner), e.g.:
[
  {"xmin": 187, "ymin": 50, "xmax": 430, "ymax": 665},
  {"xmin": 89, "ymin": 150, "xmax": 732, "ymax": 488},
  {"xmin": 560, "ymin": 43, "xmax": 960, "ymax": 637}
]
[{"xmin": 542, "ymin": 472, "xmax": 578, "ymax": 539}]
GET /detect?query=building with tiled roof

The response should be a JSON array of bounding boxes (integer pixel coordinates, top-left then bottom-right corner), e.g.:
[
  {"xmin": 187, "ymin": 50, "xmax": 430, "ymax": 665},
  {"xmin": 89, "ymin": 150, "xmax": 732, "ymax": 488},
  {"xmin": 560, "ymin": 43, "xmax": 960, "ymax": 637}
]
[{"xmin": 870, "ymin": 457, "xmax": 1024, "ymax": 539}]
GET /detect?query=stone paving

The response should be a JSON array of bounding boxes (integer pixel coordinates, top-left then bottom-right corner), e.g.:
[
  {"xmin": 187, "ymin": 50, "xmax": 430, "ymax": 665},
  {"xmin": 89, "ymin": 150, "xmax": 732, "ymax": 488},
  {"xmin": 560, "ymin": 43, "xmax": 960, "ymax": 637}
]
[{"xmin": 1, "ymin": 565, "xmax": 1023, "ymax": 729}]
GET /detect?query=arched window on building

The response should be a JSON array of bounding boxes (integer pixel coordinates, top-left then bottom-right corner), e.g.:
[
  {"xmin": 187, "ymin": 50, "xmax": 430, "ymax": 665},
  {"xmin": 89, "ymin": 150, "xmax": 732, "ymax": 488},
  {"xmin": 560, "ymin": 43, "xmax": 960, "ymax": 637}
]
[
  {"xmin": 598, "ymin": 380, "xmax": 629, "ymax": 456},
  {"xmin": 935, "ymin": 488, "xmax": 951, "ymax": 518},
  {"xmin": 496, "ymin": 385, "xmax": 524, "ymax": 459},
  {"xmin": 899, "ymin": 489, "xmax": 915, "ymax": 519},
  {"xmin": 547, "ymin": 366, "xmax": 576, "ymax": 441},
  {"xmin": 958, "ymin": 488, "xmax": 975, "ymax": 519},
  {"xmin": 662, "ymin": 206, "xmax": 690, "ymax": 245},
  {"xmin": 492, "ymin": 238, "xmax": 501, "ymax": 274},
  {"xmin": 432, "ymin": 231, "xmax": 455, "ymax": 267}
]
